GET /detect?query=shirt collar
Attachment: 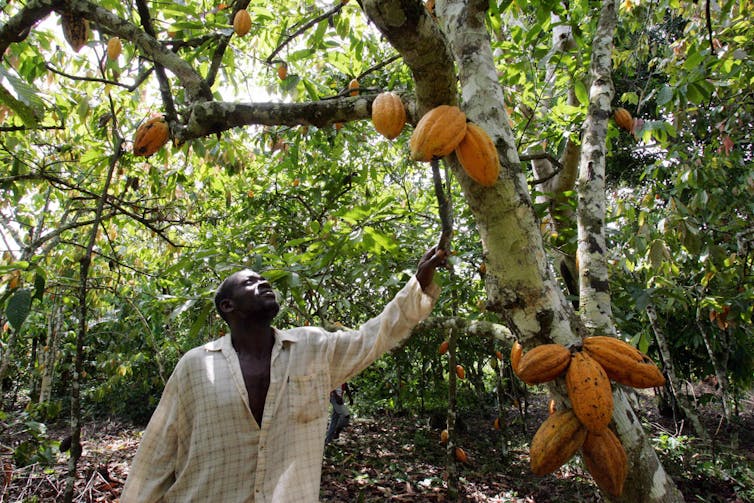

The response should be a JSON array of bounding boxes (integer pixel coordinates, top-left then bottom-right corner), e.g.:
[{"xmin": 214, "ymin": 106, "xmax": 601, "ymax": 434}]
[{"xmin": 203, "ymin": 329, "xmax": 297, "ymax": 352}]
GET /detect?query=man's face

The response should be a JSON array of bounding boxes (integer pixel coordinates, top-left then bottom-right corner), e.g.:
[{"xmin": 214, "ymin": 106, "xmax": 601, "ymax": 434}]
[{"xmin": 225, "ymin": 269, "xmax": 280, "ymax": 320}]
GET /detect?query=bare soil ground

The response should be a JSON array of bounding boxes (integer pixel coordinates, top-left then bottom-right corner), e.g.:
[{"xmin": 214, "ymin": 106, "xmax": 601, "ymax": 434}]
[{"xmin": 2, "ymin": 386, "xmax": 752, "ymax": 502}]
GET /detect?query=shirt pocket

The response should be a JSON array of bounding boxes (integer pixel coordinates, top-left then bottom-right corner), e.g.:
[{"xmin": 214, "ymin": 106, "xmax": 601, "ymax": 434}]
[{"xmin": 288, "ymin": 372, "xmax": 328, "ymax": 423}]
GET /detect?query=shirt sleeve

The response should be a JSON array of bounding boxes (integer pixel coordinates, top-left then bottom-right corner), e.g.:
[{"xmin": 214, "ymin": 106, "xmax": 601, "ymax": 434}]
[
  {"xmin": 328, "ymin": 275, "xmax": 439, "ymax": 387},
  {"xmin": 120, "ymin": 360, "xmax": 184, "ymax": 503}
]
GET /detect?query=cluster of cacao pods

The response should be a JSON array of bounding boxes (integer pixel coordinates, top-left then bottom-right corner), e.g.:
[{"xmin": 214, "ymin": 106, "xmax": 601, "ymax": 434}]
[
  {"xmin": 408, "ymin": 105, "xmax": 500, "ymax": 186},
  {"xmin": 511, "ymin": 336, "xmax": 666, "ymax": 497}
]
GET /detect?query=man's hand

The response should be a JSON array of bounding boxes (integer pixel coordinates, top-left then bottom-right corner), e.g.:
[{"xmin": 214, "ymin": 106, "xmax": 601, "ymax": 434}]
[{"xmin": 415, "ymin": 246, "xmax": 448, "ymax": 292}]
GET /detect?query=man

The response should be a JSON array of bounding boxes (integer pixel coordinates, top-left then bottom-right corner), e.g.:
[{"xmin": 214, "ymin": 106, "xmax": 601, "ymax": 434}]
[{"xmin": 121, "ymin": 246, "xmax": 446, "ymax": 502}]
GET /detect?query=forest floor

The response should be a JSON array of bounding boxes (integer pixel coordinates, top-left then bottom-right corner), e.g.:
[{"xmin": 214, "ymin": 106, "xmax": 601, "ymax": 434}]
[{"xmin": 1, "ymin": 384, "xmax": 752, "ymax": 502}]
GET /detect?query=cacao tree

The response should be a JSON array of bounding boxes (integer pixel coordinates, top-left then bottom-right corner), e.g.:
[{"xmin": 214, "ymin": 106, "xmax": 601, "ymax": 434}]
[{"xmin": 2, "ymin": 0, "xmax": 753, "ymax": 501}]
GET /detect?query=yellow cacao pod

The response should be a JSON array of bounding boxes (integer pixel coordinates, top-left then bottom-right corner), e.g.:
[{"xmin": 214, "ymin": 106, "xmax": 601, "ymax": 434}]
[
  {"xmin": 454, "ymin": 122, "xmax": 500, "ymax": 186},
  {"xmin": 583, "ymin": 336, "xmax": 666, "ymax": 388},
  {"xmin": 106, "ymin": 37, "xmax": 122, "ymax": 60},
  {"xmin": 61, "ymin": 11, "xmax": 89, "ymax": 52},
  {"xmin": 565, "ymin": 351, "xmax": 614, "ymax": 432},
  {"xmin": 409, "ymin": 105, "xmax": 467, "ymax": 162},
  {"xmin": 515, "ymin": 343, "xmax": 571, "ymax": 385},
  {"xmin": 530, "ymin": 408, "xmax": 587, "ymax": 476},
  {"xmin": 614, "ymin": 107, "xmax": 633, "ymax": 131},
  {"xmin": 371, "ymin": 92, "xmax": 406, "ymax": 140},
  {"xmin": 233, "ymin": 9, "xmax": 252, "ymax": 36},
  {"xmin": 510, "ymin": 341, "xmax": 523, "ymax": 374},
  {"xmin": 133, "ymin": 115, "xmax": 170, "ymax": 157},
  {"xmin": 582, "ymin": 428, "xmax": 627, "ymax": 497},
  {"xmin": 440, "ymin": 429, "xmax": 449, "ymax": 444}
]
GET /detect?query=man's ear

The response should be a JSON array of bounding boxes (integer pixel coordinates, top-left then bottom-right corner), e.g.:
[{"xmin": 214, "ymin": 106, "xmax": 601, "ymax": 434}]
[{"xmin": 219, "ymin": 298, "xmax": 234, "ymax": 316}]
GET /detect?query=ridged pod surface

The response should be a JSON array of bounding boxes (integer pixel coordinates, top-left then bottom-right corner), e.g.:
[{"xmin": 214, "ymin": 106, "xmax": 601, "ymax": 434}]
[
  {"xmin": 61, "ymin": 12, "xmax": 89, "ymax": 52},
  {"xmin": 582, "ymin": 428, "xmax": 628, "ymax": 497},
  {"xmin": 409, "ymin": 105, "xmax": 466, "ymax": 162},
  {"xmin": 583, "ymin": 336, "xmax": 666, "ymax": 388},
  {"xmin": 133, "ymin": 116, "xmax": 170, "ymax": 157},
  {"xmin": 614, "ymin": 107, "xmax": 633, "ymax": 131},
  {"xmin": 565, "ymin": 351, "xmax": 614, "ymax": 432},
  {"xmin": 515, "ymin": 343, "xmax": 571, "ymax": 385},
  {"xmin": 530, "ymin": 409, "xmax": 587, "ymax": 476},
  {"xmin": 454, "ymin": 122, "xmax": 500, "ymax": 186},
  {"xmin": 371, "ymin": 92, "xmax": 406, "ymax": 140}
]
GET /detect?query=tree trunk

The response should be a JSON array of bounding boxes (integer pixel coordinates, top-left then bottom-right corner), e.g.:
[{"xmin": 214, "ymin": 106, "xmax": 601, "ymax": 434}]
[
  {"xmin": 695, "ymin": 316, "xmax": 732, "ymax": 420},
  {"xmin": 63, "ymin": 138, "xmax": 123, "ymax": 503},
  {"xmin": 38, "ymin": 302, "xmax": 62, "ymax": 405},
  {"xmin": 445, "ymin": 326, "xmax": 460, "ymax": 500}
]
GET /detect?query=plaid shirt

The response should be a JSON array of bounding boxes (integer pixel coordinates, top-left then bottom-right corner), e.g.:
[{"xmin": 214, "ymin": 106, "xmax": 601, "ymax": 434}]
[{"xmin": 121, "ymin": 276, "xmax": 439, "ymax": 502}]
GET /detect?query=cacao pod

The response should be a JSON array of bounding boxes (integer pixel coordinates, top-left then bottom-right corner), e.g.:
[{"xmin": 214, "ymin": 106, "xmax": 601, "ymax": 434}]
[
  {"xmin": 530, "ymin": 408, "xmax": 587, "ymax": 476},
  {"xmin": 277, "ymin": 63, "xmax": 288, "ymax": 80},
  {"xmin": 548, "ymin": 399, "xmax": 557, "ymax": 416},
  {"xmin": 438, "ymin": 340, "xmax": 449, "ymax": 355},
  {"xmin": 348, "ymin": 78, "xmax": 360, "ymax": 97},
  {"xmin": 371, "ymin": 92, "xmax": 406, "ymax": 140},
  {"xmin": 440, "ymin": 429, "xmax": 449, "ymax": 444},
  {"xmin": 454, "ymin": 122, "xmax": 500, "ymax": 186},
  {"xmin": 582, "ymin": 428, "xmax": 627, "ymax": 497},
  {"xmin": 583, "ymin": 336, "xmax": 665, "ymax": 388},
  {"xmin": 233, "ymin": 9, "xmax": 252, "ymax": 36},
  {"xmin": 515, "ymin": 343, "xmax": 571, "ymax": 385},
  {"xmin": 61, "ymin": 11, "xmax": 89, "ymax": 52},
  {"xmin": 455, "ymin": 364, "xmax": 465, "ymax": 379},
  {"xmin": 133, "ymin": 115, "xmax": 170, "ymax": 157},
  {"xmin": 565, "ymin": 351, "xmax": 614, "ymax": 432},
  {"xmin": 495, "ymin": 350, "xmax": 503, "ymax": 361},
  {"xmin": 409, "ymin": 105, "xmax": 467, "ymax": 162},
  {"xmin": 106, "ymin": 37, "xmax": 122, "ymax": 60},
  {"xmin": 510, "ymin": 341, "xmax": 523, "ymax": 374},
  {"xmin": 493, "ymin": 417, "xmax": 501, "ymax": 430},
  {"xmin": 454, "ymin": 446, "xmax": 468, "ymax": 463},
  {"xmin": 614, "ymin": 107, "xmax": 633, "ymax": 131}
]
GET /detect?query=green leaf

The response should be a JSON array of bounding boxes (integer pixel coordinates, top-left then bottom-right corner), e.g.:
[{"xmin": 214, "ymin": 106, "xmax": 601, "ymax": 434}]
[
  {"xmin": 656, "ymin": 85, "xmax": 673, "ymax": 107},
  {"xmin": 574, "ymin": 79, "xmax": 588, "ymax": 105},
  {"xmin": 6, "ymin": 288, "xmax": 32, "ymax": 331}
]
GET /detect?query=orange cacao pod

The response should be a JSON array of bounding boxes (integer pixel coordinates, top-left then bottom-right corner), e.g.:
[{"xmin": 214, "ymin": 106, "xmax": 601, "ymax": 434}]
[
  {"xmin": 614, "ymin": 107, "xmax": 633, "ymax": 131},
  {"xmin": 510, "ymin": 341, "xmax": 523, "ymax": 374},
  {"xmin": 438, "ymin": 340, "xmax": 449, "ymax": 355},
  {"xmin": 133, "ymin": 115, "xmax": 170, "ymax": 157},
  {"xmin": 548, "ymin": 399, "xmax": 557, "ymax": 416},
  {"xmin": 277, "ymin": 63, "xmax": 288, "ymax": 80},
  {"xmin": 565, "ymin": 351, "xmax": 614, "ymax": 432},
  {"xmin": 106, "ymin": 37, "xmax": 122, "ymax": 60},
  {"xmin": 440, "ymin": 429, "xmax": 449, "ymax": 444},
  {"xmin": 61, "ymin": 11, "xmax": 89, "ymax": 52},
  {"xmin": 454, "ymin": 446, "xmax": 468, "ymax": 463},
  {"xmin": 233, "ymin": 9, "xmax": 252, "ymax": 36},
  {"xmin": 583, "ymin": 336, "xmax": 665, "ymax": 388},
  {"xmin": 409, "ymin": 105, "xmax": 467, "ymax": 162},
  {"xmin": 582, "ymin": 428, "xmax": 627, "ymax": 497},
  {"xmin": 515, "ymin": 343, "xmax": 571, "ymax": 385},
  {"xmin": 348, "ymin": 78, "xmax": 360, "ymax": 97},
  {"xmin": 530, "ymin": 408, "xmax": 587, "ymax": 476},
  {"xmin": 371, "ymin": 92, "xmax": 406, "ymax": 140},
  {"xmin": 454, "ymin": 122, "xmax": 500, "ymax": 186}
]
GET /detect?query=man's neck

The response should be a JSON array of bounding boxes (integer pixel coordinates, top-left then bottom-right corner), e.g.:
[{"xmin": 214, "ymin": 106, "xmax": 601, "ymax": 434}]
[{"xmin": 230, "ymin": 321, "xmax": 275, "ymax": 356}]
